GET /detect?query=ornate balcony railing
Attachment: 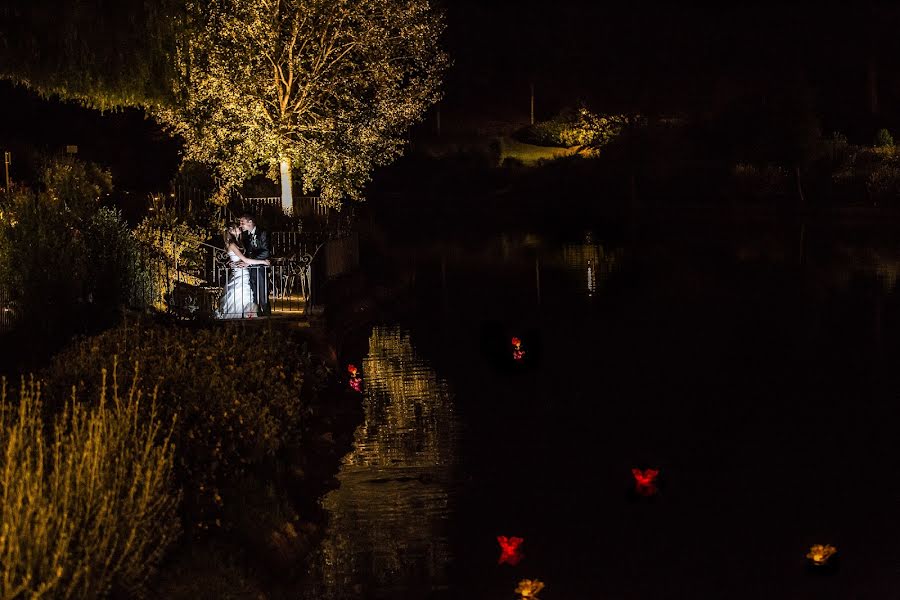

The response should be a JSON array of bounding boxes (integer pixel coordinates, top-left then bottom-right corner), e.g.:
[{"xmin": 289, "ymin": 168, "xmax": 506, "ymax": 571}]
[{"xmin": 130, "ymin": 237, "xmax": 316, "ymax": 320}]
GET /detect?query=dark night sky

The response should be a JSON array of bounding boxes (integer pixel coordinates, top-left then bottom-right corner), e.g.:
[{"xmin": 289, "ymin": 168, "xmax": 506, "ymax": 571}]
[
  {"xmin": 439, "ymin": 3, "xmax": 900, "ymax": 125},
  {"xmin": 2, "ymin": 2, "xmax": 900, "ymax": 188}
]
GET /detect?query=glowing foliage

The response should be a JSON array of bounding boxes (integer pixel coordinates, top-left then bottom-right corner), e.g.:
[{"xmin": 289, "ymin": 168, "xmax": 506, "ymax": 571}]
[
  {"xmin": 42, "ymin": 322, "xmax": 325, "ymax": 532},
  {"xmin": 0, "ymin": 365, "xmax": 180, "ymax": 597},
  {"xmin": 515, "ymin": 579, "xmax": 545, "ymax": 598},
  {"xmin": 0, "ymin": 158, "xmax": 145, "ymax": 330},
  {"xmin": 558, "ymin": 108, "xmax": 629, "ymax": 147},
  {"xmin": 632, "ymin": 468, "xmax": 660, "ymax": 496},
  {"xmin": 133, "ymin": 206, "xmax": 208, "ymax": 311},
  {"xmin": 522, "ymin": 105, "xmax": 633, "ymax": 149},
  {"xmin": 497, "ymin": 535, "xmax": 525, "ymax": 566},
  {"xmin": 155, "ymin": 0, "xmax": 448, "ymax": 205},
  {"xmin": 0, "ymin": 0, "xmax": 182, "ymax": 110},
  {"xmin": 511, "ymin": 337, "xmax": 525, "ymax": 361},
  {"xmin": 806, "ymin": 544, "xmax": 837, "ymax": 565}
]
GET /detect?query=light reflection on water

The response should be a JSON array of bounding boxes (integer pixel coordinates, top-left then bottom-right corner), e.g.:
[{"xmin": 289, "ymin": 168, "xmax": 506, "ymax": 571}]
[
  {"xmin": 300, "ymin": 325, "xmax": 461, "ymax": 599},
  {"xmin": 297, "ymin": 226, "xmax": 900, "ymax": 597},
  {"xmin": 560, "ymin": 241, "xmax": 624, "ymax": 296}
]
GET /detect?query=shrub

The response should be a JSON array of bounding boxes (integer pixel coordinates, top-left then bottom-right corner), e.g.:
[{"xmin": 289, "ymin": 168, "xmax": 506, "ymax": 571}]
[
  {"xmin": 83, "ymin": 206, "xmax": 145, "ymax": 313},
  {"xmin": 517, "ymin": 106, "xmax": 631, "ymax": 148},
  {"xmin": 0, "ymin": 365, "xmax": 180, "ymax": 598},
  {"xmin": 41, "ymin": 320, "xmax": 331, "ymax": 531},
  {"xmin": 875, "ymin": 128, "xmax": 894, "ymax": 148},
  {"xmin": 866, "ymin": 159, "xmax": 900, "ymax": 202},
  {"xmin": 0, "ymin": 158, "xmax": 143, "ymax": 336},
  {"xmin": 133, "ymin": 207, "xmax": 208, "ymax": 311},
  {"xmin": 732, "ymin": 162, "xmax": 790, "ymax": 199},
  {"xmin": 39, "ymin": 155, "xmax": 112, "ymax": 222},
  {"xmin": 0, "ymin": 184, "xmax": 83, "ymax": 333}
]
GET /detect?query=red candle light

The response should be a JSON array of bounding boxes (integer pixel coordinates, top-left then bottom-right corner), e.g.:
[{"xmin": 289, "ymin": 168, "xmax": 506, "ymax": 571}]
[
  {"xmin": 631, "ymin": 468, "xmax": 659, "ymax": 496},
  {"xmin": 497, "ymin": 535, "xmax": 525, "ymax": 566},
  {"xmin": 806, "ymin": 544, "xmax": 837, "ymax": 566},
  {"xmin": 511, "ymin": 337, "xmax": 525, "ymax": 361},
  {"xmin": 347, "ymin": 364, "xmax": 362, "ymax": 392}
]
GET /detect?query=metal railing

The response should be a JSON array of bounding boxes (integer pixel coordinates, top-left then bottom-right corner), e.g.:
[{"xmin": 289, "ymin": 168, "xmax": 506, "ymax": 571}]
[
  {"xmin": 237, "ymin": 195, "xmax": 329, "ymax": 218},
  {"xmin": 213, "ymin": 255, "xmax": 312, "ymax": 319},
  {"xmin": 127, "ymin": 235, "xmax": 314, "ymax": 319},
  {"xmin": 207, "ymin": 247, "xmax": 313, "ymax": 317}
]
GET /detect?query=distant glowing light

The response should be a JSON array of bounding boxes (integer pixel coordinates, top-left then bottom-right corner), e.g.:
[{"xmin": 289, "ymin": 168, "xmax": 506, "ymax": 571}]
[
  {"xmin": 511, "ymin": 337, "xmax": 525, "ymax": 361},
  {"xmin": 347, "ymin": 364, "xmax": 362, "ymax": 392},
  {"xmin": 497, "ymin": 535, "xmax": 525, "ymax": 565},
  {"xmin": 515, "ymin": 578, "xmax": 545, "ymax": 598},
  {"xmin": 587, "ymin": 259, "xmax": 596, "ymax": 294},
  {"xmin": 806, "ymin": 544, "xmax": 837, "ymax": 565},
  {"xmin": 632, "ymin": 468, "xmax": 659, "ymax": 496}
]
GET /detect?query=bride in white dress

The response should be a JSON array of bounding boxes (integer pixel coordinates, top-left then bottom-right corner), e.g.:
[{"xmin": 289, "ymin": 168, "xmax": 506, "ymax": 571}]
[{"xmin": 217, "ymin": 225, "xmax": 270, "ymax": 319}]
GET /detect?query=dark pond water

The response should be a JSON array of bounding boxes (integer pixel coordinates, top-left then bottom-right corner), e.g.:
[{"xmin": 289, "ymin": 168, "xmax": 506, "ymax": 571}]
[{"xmin": 299, "ymin": 218, "xmax": 900, "ymax": 599}]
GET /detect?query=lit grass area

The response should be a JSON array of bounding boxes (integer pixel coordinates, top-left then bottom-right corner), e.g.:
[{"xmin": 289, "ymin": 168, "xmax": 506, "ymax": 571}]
[
  {"xmin": 0, "ymin": 365, "xmax": 180, "ymax": 598},
  {"xmin": 497, "ymin": 136, "xmax": 581, "ymax": 165}
]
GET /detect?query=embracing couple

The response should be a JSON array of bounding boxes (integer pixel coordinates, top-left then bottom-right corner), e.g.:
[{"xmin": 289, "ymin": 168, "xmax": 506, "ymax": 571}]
[{"xmin": 217, "ymin": 213, "xmax": 272, "ymax": 319}]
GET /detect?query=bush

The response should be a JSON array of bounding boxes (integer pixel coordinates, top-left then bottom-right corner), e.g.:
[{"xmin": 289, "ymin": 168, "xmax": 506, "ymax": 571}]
[
  {"xmin": 83, "ymin": 206, "xmax": 145, "ymax": 311},
  {"xmin": 0, "ymin": 184, "xmax": 83, "ymax": 333},
  {"xmin": 133, "ymin": 206, "xmax": 208, "ymax": 311},
  {"xmin": 41, "ymin": 320, "xmax": 331, "ymax": 531},
  {"xmin": 875, "ymin": 128, "xmax": 894, "ymax": 148},
  {"xmin": 732, "ymin": 162, "xmax": 790, "ymax": 199},
  {"xmin": 0, "ymin": 366, "xmax": 180, "ymax": 598},
  {"xmin": 516, "ymin": 106, "xmax": 631, "ymax": 148},
  {"xmin": 866, "ymin": 159, "xmax": 900, "ymax": 202},
  {"xmin": 0, "ymin": 158, "xmax": 144, "ymax": 337}
]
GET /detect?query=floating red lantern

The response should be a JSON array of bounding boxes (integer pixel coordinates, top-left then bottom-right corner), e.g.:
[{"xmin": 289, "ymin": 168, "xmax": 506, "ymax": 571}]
[
  {"xmin": 511, "ymin": 337, "xmax": 525, "ymax": 361},
  {"xmin": 631, "ymin": 468, "xmax": 659, "ymax": 496},
  {"xmin": 497, "ymin": 535, "xmax": 525, "ymax": 566},
  {"xmin": 347, "ymin": 364, "xmax": 362, "ymax": 392}
]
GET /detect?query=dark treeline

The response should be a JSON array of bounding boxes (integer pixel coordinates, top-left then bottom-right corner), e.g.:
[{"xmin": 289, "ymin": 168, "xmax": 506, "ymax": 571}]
[
  {"xmin": 439, "ymin": 2, "xmax": 900, "ymax": 140},
  {"xmin": 4, "ymin": 1, "xmax": 900, "ymax": 194},
  {"xmin": 5, "ymin": 1, "xmax": 900, "ymax": 135}
]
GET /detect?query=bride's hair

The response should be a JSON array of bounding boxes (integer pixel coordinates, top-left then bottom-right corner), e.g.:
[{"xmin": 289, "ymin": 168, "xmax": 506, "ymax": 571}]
[{"xmin": 223, "ymin": 225, "xmax": 241, "ymax": 247}]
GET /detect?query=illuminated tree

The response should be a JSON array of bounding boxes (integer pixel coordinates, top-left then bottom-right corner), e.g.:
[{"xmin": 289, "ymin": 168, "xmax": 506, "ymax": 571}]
[{"xmin": 155, "ymin": 0, "xmax": 448, "ymax": 211}]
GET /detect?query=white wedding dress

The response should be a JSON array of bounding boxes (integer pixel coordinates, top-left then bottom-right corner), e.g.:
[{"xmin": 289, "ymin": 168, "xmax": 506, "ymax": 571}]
[{"xmin": 217, "ymin": 250, "xmax": 257, "ymax": 319}]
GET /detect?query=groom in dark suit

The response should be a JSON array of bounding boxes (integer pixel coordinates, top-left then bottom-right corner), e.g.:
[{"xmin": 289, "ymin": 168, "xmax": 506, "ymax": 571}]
[{"xmin": 239, "ymin": 213, "xmax": 272, "ymax": 315}]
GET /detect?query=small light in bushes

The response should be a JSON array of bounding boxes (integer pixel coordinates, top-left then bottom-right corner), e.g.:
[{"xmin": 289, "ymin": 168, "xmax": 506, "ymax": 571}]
[
  {"xmin": 631, "ymin": 468, "xmax": 659, "ymax": 496},
  {"xmin": 497, "ymin": 535, "xmax": 525, "ymax": 565},
  {"xmin": 806, "ymin": 544, "xmax": 837, "ymax": 566},
  {"xmin": 511, "ymin": 337, "xmax": 525, "ymax": 361},
  {"xmin": 515, "ymin": 578, "xmax": 545, "ymax": 598},
  {"xmin": 347, "ymin": 364, "xmax": 362, "ymax": 392}
]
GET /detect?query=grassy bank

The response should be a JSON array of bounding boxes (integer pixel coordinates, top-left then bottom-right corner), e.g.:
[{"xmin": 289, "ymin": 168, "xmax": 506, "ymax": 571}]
[{"xmin": 0, "ymin": 316, "xmax": 364, "ymax": 598}]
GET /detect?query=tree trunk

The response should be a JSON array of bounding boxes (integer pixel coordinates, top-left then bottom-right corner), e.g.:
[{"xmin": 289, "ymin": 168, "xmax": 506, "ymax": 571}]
[{"xmin": 280, "ymin": 159, "xmax": 293, "ymax": 215}]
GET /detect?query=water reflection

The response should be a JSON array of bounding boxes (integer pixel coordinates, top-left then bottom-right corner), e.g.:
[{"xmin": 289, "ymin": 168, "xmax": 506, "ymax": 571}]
[
  {"xmin": 834, "ymin": 245, "xmax": 900, "ymax": 293},
  {"xmin": 301, "ymin": 325, "xmax": 461, "ymax": 599},
  {"xmin": 731, "ymin": 232, "xmax": 900, "ymax": 294},
  {"xmin": 561, "ymin": 240, "xmax": 623, "ymax": 296}
]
